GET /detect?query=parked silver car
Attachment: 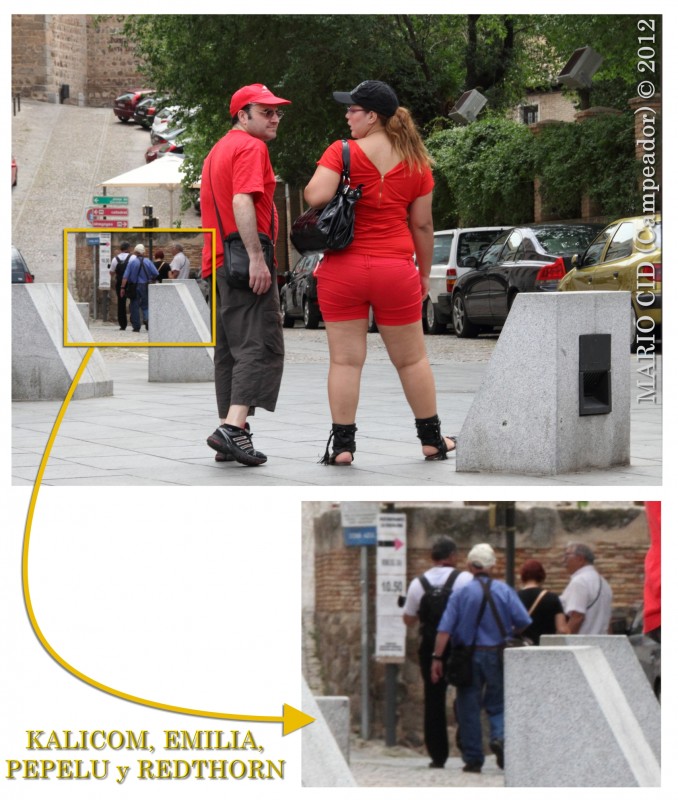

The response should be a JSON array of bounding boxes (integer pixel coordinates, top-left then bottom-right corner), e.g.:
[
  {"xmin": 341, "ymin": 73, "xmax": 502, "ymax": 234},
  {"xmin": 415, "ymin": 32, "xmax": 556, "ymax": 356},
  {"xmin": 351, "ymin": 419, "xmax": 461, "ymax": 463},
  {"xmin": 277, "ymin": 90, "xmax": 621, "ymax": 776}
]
[{"xmin": 423, "ymin": 227, "xmax": 509, "ymax": 334}]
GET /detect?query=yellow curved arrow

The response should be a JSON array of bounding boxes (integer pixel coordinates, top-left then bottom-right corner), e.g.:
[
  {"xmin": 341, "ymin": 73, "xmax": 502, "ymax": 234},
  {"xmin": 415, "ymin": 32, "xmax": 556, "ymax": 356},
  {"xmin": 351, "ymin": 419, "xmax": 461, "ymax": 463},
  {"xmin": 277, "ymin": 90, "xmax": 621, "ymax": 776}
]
[{"xmin": 21, "ymin": 347, "xmax": 314, "ymax": 737}]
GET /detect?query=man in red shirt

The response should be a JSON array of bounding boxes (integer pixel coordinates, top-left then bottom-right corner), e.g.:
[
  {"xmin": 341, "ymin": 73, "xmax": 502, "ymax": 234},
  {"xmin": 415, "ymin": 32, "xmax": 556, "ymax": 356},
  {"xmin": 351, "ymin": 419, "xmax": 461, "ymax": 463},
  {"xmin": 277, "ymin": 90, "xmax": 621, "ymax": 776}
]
[{"xmin": 201, "ymin": 84, "xmax": 290, "ymax": 466}]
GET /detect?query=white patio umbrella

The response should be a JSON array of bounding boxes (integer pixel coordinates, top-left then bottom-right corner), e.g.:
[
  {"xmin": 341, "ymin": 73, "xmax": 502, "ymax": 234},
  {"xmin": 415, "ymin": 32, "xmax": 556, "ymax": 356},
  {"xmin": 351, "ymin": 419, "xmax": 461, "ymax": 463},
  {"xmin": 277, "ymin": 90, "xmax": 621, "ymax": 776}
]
[{"xmin": 99, "ymin": 154, "xmax": 187, "ymax": 226}]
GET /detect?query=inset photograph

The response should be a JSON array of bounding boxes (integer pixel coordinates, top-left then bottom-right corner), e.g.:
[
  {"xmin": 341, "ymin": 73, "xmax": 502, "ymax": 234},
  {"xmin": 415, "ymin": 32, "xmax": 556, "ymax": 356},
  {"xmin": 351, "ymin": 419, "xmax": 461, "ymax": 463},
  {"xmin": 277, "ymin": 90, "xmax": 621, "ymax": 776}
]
[{"xmin": 301, "ymin": 500, "xmax": 660, "ymax": 787}]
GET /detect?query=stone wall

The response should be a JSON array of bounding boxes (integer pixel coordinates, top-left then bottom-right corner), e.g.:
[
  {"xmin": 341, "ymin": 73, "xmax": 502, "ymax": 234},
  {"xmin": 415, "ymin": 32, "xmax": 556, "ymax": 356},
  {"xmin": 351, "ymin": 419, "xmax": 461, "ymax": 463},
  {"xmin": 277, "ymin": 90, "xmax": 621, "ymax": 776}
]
[
  {"xmin": 311, "ymin": 503, "xmax": 650, "ymax": 747},
  {"xmin": 12, "ymin": 15, "xmax": 146, "ymax": 107}
]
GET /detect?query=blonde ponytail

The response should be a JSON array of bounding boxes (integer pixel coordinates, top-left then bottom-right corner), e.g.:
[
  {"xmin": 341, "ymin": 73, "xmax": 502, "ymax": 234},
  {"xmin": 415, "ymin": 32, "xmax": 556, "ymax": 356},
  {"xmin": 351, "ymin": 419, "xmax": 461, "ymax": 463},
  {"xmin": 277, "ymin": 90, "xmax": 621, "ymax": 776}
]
[{"xmin": 382, "ymin": 107, "xmax": 434, "ymax": 172}]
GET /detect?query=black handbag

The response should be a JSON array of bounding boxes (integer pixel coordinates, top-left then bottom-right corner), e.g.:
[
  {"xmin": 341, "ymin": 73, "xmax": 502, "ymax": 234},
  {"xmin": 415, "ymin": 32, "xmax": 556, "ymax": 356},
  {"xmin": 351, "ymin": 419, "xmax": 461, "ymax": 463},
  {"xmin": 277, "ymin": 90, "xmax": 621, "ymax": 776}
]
[
  {"xmin": 125, "ymin": 282, "xmax": 137, "ymax": 300},
  {"xmin": 290, "ymin": 139, "xmax": 363, "ymax": 255},
  {"xmin": 446, "ymin": 644, "xmax": 475, "ymax": 688},
  {"xmin": 209, "ymin": 163, "xmax": 276, "ymax": 291}
]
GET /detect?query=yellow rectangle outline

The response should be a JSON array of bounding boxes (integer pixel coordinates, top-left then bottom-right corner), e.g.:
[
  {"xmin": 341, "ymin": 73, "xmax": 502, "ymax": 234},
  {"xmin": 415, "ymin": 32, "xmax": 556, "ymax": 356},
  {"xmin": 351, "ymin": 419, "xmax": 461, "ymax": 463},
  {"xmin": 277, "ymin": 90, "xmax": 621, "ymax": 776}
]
[{"xmin": 63, "ymin": 228, "xmax": 217, "ymax": 348}]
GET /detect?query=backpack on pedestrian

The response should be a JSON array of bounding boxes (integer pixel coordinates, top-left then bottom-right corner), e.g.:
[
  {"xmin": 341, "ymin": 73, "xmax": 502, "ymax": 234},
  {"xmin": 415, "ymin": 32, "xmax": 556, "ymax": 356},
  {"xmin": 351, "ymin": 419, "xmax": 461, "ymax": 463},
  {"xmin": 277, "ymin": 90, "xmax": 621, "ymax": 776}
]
[{"xmin": 418, "ymin": 569, "xmax": 460, "ymax": 648}]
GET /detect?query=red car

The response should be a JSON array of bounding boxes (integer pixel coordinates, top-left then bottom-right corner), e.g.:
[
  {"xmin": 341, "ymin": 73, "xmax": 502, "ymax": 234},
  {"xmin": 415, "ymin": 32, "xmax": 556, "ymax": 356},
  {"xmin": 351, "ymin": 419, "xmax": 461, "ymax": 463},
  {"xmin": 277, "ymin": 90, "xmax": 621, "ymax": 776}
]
[
  {"xmin": 113, "ymin": 89, "xmax": 154, "ymax": 122},
  {"xmin": 11, "ymin": 156, "xmax": 17, "ymax": 186},
  {"xmin": 145, "ymin": 128, "xmax": 186, "ymax": 163}
]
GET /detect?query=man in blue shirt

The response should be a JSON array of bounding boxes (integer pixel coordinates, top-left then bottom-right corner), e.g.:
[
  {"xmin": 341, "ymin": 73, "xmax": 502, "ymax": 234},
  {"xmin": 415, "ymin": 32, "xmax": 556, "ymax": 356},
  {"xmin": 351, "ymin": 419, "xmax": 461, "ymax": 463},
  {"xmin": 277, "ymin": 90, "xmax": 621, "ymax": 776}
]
[
  {"xmin": 431, "ymin": 543, "xmax": 531, "ymax": 773},
  {"xmin": 121, "ymin": 244, "xmax": 159, "ymax": 332}
]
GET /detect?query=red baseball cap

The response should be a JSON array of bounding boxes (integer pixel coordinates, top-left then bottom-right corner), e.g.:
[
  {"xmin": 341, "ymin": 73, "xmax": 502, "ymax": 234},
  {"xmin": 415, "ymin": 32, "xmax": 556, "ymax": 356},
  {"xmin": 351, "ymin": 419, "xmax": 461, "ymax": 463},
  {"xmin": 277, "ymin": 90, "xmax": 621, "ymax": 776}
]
[{"xmin": 229, "ymin": 83, "xmax": 291, "ymax": 116}]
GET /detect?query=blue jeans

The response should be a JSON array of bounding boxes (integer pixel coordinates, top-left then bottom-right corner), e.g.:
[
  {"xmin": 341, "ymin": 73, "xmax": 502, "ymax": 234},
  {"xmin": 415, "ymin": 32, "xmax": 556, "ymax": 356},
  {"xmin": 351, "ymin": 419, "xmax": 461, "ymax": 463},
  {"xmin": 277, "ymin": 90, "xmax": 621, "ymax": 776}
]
[
  {"xmin": 129, "ymin": 283, "xmax": 149, "ymax": 330},
  {"xmin": 455, "ymin": 648, "xmax": 504, "ymax": 766}
]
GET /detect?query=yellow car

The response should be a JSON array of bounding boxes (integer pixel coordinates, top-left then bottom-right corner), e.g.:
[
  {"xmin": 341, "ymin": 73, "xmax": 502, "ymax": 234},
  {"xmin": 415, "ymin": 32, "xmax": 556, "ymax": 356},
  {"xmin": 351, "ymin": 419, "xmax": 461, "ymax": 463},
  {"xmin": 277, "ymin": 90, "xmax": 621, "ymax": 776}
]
[{"xmin": 558, "ymin": 214, "xmax": 661, "ymax": 350}]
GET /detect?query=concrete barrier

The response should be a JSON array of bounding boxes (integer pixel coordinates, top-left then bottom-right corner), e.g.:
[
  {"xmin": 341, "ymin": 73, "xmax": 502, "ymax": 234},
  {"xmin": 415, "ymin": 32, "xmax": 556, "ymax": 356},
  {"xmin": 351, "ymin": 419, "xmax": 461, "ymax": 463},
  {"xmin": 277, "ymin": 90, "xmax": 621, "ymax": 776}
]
[
  {"xmin": 75, "ymin": 302, "xmax": 90, "ymax": 326},
  {"xmin": 148, "ymin": 283, "xmax": 214, "ymax": 382},
  {"xmin": 314, "ymin": 696, "xmax": 351, "ymax": 764},
  {"xmin": 541, "ymin": 634, "xmax": 660, "ymax": 760},
  {"xmin": 12, "ymin": 284, "xmax": 112, "ymax": 400},
  {"xmin": 456, "ymin": 292, "xmax": 630, "ymax": 475},
  {"xmin": 302, "ymin": 679, "xmax": 356, "ymax": 787},
  {"xmin": 175, "ymin": 279, "xmax": 211, "ymax": 329},
  {"xmin": 504, "ymin": 646, "xmax": 660, "ymax": 786}
]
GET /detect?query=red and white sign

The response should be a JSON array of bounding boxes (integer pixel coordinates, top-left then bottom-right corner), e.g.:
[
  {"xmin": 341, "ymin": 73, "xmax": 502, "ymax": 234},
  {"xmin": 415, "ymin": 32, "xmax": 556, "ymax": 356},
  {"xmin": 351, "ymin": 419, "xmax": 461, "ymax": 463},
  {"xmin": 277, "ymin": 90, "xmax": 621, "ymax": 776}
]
[
  {"xmin": 86, "ymin": 206, "xmax": 129, "ymax": 222},
  {"xmin": 89, "ymin": 219, "xmax": 129, "ymax": 229}
]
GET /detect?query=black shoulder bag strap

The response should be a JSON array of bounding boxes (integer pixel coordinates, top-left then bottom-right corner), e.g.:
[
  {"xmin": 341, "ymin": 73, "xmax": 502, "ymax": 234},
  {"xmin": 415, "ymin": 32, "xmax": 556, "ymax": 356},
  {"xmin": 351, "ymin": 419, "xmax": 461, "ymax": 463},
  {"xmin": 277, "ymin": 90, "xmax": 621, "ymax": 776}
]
[
  {"xmin": 419, "ymin": 568, "xmax": 460, "ymax": 595},
  {"xmin": 208, "ymin": 158, "xmax": 275, "ymax": 249},
  {"xmin": 480, "ymin": 578, "xmax": 510, "ymax": 641},
  {"xmin": 586, "ymin": 577, "xmax": 603, "ymax": 610}
]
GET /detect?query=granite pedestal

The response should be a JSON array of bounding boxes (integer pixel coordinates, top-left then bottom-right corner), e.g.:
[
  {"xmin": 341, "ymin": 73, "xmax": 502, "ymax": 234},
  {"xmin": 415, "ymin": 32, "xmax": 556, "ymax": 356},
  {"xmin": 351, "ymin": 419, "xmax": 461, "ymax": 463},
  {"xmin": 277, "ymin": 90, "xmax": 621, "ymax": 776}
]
[
  {"xmin": 456, "ymin": 292, "xmax": 631, "ymax": 475},
  {"xmin": 301, "ymin": 679, "xmax": 356, "ymax": 787},
  {"xmin": 148, "ymin": 283, "xmax": 214, "ymax": 382},
  {"xmin": 12, "ymin": 284, "xmax": 112, "ymax": 401},
  {"xmin": 504, "ymin": 646, "xmax": 660, "ymax": 786}
]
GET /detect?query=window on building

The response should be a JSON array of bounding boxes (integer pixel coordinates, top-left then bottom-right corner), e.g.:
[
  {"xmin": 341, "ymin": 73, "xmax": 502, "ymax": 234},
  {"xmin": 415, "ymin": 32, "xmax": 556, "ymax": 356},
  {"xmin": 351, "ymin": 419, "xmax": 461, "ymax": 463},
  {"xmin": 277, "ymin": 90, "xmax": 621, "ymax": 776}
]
[{"xmin": 522, "ymin": 105, "xmax": 539, "ymax": 125}]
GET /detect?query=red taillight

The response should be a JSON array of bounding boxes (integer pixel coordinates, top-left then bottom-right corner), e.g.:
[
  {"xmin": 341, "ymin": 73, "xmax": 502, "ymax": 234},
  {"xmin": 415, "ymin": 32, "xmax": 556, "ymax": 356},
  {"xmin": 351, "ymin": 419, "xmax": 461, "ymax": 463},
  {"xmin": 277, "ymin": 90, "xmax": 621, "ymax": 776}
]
[
  {"xmin": 445, "ymin": 267, "xmax": 457, "ymax": 293},
  {"xmin": 639, "ymin": 262, "xmax": 661, "ymax": 283},
  {"xmin": 535, "ymin": 257, "xmax": 566, "ymax": 283},
  {"xmin": 26, "ymin": 273, "xmax": 34, "ymax": 283}
]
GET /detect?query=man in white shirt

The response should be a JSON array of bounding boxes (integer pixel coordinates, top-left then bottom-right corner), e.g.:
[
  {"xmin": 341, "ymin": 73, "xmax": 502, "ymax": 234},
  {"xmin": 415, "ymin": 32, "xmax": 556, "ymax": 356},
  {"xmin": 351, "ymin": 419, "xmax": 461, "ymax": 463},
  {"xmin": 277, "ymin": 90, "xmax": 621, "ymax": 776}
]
[
  {"xmin": 402, "ymin": 536, "xmax": 472, "ymax": 769},
  {"xmin": 560, "ymin": 542, "xmax": 612, "ymax": 634},
  {"xmin": 169, "ymin": 243, "xmax": 190, "ymax": 279}
]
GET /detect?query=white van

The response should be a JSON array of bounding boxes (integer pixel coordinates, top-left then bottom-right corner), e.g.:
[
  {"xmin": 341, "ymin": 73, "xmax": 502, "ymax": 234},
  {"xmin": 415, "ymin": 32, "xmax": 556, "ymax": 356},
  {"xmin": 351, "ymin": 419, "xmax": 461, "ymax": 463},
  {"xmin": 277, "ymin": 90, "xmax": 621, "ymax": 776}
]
[{"xmin": 423, "ymin": 227, "xmax": 508, "ymax": 333}]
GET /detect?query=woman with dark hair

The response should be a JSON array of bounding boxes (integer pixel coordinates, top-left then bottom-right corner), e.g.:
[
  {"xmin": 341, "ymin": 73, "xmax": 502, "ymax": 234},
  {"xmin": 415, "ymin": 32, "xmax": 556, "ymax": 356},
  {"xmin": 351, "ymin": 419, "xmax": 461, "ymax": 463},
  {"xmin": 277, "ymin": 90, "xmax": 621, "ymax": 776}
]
[
  {"xmin": 304, "ymin": 80, "xmax": 456, "ymax": 465},
  {"xmin": 153, "ymin": 250, "xmax": 171, "ymax": 282},
  {"xmin": 518, "ymin": 559, "xmax": 569, "ymax": 644}
]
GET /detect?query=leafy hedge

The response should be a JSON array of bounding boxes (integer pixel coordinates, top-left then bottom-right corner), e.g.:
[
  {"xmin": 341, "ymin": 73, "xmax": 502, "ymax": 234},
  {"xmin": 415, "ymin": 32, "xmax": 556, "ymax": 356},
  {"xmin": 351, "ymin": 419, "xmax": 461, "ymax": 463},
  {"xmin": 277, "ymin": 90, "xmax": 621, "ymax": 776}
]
[{"xmin": 426, "ymin": 112, "xmax": 642, "ymax": 229}]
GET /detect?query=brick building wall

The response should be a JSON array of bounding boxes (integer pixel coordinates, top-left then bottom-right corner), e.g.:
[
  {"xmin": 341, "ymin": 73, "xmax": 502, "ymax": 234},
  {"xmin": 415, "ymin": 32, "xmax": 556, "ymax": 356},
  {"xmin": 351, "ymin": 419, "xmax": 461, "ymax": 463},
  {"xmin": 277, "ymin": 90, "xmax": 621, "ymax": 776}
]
[{"xmin": 311, "ymin": 503, "xmax": 651, "ymax": 746}]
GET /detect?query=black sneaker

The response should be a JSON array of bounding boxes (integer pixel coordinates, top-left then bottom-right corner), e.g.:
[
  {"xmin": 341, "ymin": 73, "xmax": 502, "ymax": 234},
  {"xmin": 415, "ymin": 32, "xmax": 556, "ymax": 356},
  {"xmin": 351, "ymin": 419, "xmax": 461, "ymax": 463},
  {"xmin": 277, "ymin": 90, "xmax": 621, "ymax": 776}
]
[
  {"xmin": 462, "ymin": 763, "xmax": 482, "ymax": 773},
  {"xmin": 490, "ymin": 739, "xmax": 504, "ymax": 769},
  {"xmin": 207, "ymin": 424, "xmax": 266, "ymax": 466},
  {"xmin": 211, "ymin": 423, "xmax": 251, "ymax": 462}
]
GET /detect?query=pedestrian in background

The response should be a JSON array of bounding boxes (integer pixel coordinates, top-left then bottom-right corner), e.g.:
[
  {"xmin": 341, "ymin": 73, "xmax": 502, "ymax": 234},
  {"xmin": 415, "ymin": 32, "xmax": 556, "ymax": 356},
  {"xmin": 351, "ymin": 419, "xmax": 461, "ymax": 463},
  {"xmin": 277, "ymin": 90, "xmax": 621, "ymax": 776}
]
[
  {"xmin": 517, "ymin": 559, "xmax": 568, "ymax": 644},
  {"xmin": 121, "ymin": 244, "xmax": 159, "ymax": 332},
  {"xmin": 304, "ymin": 80, "xmax": 456, "ymax": 465},
  {"xmin": 560, "ymin": 543, "xmax": 613, "ymax": 634},
  {"xmin": 431, "ymin": 544, "xmax": 531, "ymax": 773},
  {"xmin": 109, "ymin": 241, "xmax": 132, "ymax": 330},
  {"xmin": 169, "ymin": 243, "xmax": 190, "ymax": 279},
  {"xmin": 154, "ymin": 249, "xmax": 171, "ymax": 282},
  {"xmin": 402, "ymin": 536, "xmax": 472, "ymax": 768}
]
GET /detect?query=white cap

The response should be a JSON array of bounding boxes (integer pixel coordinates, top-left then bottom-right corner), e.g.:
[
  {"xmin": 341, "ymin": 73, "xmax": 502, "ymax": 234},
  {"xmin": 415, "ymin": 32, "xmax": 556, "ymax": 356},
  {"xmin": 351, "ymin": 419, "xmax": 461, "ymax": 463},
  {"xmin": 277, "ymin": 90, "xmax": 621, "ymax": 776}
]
[
  {"xmin": 468, "ymin": 543, "xmax": 496, "ymax": 569},
  {"xmin": 134, "ymin": 243, "xmax": 145, "ymax": 254}
]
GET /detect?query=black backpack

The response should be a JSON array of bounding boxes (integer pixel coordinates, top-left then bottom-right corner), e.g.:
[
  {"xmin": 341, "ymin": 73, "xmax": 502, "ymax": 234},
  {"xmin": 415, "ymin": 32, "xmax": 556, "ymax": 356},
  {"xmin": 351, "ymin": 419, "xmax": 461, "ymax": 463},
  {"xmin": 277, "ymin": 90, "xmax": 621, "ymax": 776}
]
[{"xmin": 418, "ymin": 569, "xmax": 460, "ymax": 643}]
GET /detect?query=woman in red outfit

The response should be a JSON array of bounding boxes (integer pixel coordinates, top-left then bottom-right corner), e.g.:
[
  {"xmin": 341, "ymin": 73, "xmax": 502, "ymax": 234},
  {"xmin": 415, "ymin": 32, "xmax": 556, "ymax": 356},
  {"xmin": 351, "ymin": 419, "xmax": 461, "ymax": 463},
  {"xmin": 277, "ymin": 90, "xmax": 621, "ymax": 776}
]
[{"xmin": 304, "ymin": 80, "xmax": 456, "ymax": 464}]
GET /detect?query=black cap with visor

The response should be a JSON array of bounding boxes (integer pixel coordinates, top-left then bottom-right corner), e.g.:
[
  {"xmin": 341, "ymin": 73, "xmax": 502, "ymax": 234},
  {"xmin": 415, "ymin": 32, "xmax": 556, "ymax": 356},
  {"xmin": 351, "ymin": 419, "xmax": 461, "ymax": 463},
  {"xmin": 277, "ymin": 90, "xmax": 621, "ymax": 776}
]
[{"xmin": 332, "ymin": 80, "xmax": 399, "ymax": 118}]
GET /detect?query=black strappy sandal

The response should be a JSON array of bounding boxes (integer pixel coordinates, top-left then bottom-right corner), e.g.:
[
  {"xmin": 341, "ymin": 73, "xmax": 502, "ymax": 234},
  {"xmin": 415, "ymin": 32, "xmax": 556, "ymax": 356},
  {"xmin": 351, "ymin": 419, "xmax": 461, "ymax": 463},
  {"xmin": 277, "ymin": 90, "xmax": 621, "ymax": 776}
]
[
  {"xmin": 319, "ymin": 423, "xmax": 357, "ymax": 465},
  {"xmin": 415, "ymin": 415, "xmax": 457, "ymax": 460}
]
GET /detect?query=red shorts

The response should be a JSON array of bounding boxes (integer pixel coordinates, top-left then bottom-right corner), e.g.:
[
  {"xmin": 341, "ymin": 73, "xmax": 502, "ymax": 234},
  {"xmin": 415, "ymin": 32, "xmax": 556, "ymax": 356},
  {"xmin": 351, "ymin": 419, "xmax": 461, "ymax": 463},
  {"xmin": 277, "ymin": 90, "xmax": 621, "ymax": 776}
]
[{"xmin": 316, "ymin": 252, "xmax": 423, "ymax": 325}]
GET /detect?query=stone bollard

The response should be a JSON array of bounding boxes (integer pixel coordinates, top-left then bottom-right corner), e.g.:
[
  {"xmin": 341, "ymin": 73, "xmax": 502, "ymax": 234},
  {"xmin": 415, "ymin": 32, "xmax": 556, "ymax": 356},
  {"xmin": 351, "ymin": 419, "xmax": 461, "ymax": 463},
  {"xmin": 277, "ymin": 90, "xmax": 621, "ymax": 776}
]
[
  {"xmin": 12, "ymin": 284, "xmax": 112, "ymax": 400},
  {"xmin": 457, "ymin": 292, "xmax": 630, "ymax": 475}
]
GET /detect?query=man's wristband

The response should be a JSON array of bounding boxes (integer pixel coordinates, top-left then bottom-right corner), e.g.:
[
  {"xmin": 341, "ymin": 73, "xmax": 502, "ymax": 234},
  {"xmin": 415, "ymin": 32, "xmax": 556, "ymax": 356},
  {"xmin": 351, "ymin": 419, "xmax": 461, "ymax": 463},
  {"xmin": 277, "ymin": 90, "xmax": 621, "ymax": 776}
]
[{"xmin": 431, "ymin": 654, "xmax": 443, "ymax": 661}]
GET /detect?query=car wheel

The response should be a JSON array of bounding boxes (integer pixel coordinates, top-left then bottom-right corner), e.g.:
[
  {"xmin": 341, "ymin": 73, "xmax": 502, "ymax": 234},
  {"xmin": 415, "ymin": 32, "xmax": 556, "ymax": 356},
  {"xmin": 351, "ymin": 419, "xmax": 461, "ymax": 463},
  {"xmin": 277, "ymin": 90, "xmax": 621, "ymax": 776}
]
[
  {"xmin": 368, "ymin": 306, "xmax": 379, "ymax": 333},
  {"xmin": 281, "ymin": 292, "xmax": 295, "ymax": 328},
  {"xmin": 423, "ymin": 298, "xmax": 447, "ymax": 335},
  {"xmin": 117, "ymin": 116, "xmax": 128, "ymax": 122},
  {"xmin": 451, "ymin": 293, "xmax": 479, "ymax": 338},
  {"xmin": 302, "ymin": 297, "xmax": 321, "ymax": 329},
  {"xmin": 630, "ymin": 303, "xmax": 642, "ymax": 353}
]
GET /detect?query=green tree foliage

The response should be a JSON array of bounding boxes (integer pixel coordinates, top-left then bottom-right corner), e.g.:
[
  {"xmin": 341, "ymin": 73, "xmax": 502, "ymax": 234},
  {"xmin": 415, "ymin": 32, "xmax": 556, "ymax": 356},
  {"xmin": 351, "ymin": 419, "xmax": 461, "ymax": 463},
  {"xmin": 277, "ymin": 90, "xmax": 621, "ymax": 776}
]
[
  {"xmin": 534, "ymin": 114, "xmax": 642, "ymax": 218},
  {"xmin": 119, "ymin": 14, "xmax": 647, "ymax": 223},
  {"xmin": 426, "ymin": 117, "xmax": 536, "ymax": 227}
]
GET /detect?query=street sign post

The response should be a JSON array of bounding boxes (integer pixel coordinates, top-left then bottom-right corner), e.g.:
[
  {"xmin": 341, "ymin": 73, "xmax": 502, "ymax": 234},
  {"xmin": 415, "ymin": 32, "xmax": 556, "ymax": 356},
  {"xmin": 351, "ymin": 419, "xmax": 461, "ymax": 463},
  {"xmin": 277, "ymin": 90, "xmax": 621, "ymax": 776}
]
[
  {"xmin": 89, "ymin": 219, "xmax": 128, "ymax": 229},
  {"xmin": 92, "ymin": 195, "xmax": 128, "ymax": 205},
  {"xmin": 340, "ymin": 501, "xmax": 379, "ymax": 547},
  {"xmin": 376, "ymin": 513, "xmax": 407, "ymax": 661},
  {"xmin": 87, "ymin": 207, "xmax": 129, "ymax": 218}
]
